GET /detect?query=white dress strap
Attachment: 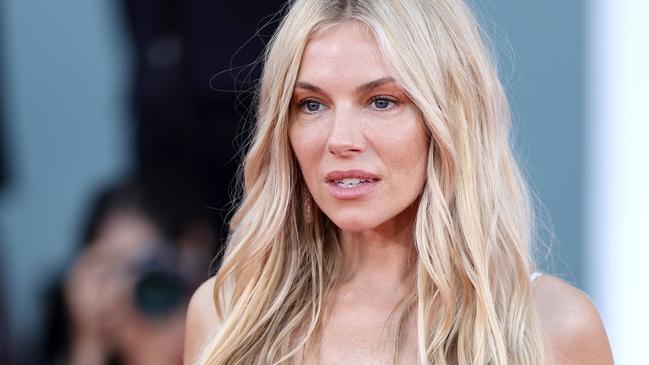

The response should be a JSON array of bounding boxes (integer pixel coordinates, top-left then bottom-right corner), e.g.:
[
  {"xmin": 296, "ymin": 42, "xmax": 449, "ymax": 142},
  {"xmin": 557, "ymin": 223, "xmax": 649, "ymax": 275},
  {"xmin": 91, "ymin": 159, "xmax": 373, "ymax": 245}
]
[{"xmin": 530, "ymin": 272, "xmax": 543, "ymax": 283}]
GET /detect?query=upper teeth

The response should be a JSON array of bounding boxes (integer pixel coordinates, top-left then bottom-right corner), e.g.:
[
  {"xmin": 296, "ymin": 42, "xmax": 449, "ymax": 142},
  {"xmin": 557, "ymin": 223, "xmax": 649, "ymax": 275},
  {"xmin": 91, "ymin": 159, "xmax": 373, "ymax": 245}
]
[{"xmin": 336, "ymin": 178, "xmax": 368, "ymax": 187}]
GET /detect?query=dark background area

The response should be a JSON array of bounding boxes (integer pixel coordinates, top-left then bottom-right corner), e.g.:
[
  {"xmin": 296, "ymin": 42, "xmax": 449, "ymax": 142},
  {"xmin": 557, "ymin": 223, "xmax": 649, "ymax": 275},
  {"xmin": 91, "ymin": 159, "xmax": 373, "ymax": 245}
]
[{"xmin": 121, "ymin": 0, "xmax": 286, "ymax": 247}]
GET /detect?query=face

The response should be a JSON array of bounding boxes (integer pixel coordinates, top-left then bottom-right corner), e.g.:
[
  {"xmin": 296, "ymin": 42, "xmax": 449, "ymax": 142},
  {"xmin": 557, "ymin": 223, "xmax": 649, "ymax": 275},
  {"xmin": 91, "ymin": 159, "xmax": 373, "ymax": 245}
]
[
  {"xmin": 69, "ymin": 211, "xmax": 193, "ymax": 365},
  {"xmin": 288, "ymin": 21, "xmax": 429, "ymax": 232}
]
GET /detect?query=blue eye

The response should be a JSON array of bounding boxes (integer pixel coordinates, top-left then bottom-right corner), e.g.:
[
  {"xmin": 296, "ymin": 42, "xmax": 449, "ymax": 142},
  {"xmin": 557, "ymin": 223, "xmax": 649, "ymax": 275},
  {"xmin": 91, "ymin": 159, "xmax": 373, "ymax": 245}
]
[
  {"xmin": 371, "ymin": 97, "xmax": 396, "ymax": 110},
  {"xmin": 300, "ymin": 99, "xmax": 324, "ymax": 113}
]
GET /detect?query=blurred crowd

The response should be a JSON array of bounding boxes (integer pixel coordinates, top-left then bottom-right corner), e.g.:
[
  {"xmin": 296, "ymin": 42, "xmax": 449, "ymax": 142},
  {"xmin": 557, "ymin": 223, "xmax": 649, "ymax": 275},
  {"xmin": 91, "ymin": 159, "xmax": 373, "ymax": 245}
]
[{"xmin": 0, "ymin": 1, "xmax": 285, "ymax": 364}]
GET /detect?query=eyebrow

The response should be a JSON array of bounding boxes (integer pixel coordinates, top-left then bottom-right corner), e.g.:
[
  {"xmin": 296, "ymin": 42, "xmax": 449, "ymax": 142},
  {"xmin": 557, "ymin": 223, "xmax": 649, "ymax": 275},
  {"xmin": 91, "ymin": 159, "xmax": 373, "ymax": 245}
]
[{"xmin": 294, "ymin": 77, "xmax": 396, "ymax": 94}]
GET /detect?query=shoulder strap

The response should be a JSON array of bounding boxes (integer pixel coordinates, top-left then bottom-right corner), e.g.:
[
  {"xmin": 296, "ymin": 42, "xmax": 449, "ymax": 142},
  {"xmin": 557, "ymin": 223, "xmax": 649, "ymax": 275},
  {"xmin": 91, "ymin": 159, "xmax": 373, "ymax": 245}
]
[{"xmin": 530, "ymin": 272, "xmax": 543, "ymax": 283}]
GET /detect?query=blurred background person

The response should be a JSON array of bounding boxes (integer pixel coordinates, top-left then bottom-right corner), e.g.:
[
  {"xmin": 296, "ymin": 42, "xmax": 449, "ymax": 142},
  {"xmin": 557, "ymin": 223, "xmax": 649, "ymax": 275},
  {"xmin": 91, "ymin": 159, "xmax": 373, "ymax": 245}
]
[
  {"xmin": 44, "ymin": 177, "xmax": 215, "ymax": 365},
  {"xmin": 1, "ymin": 1, "xmax": 284, "ymax": 363}
]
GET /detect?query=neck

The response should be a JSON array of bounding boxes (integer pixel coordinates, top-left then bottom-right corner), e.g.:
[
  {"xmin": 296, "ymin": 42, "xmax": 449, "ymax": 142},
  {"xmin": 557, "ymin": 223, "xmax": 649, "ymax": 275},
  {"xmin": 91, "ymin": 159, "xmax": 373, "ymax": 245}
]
[{"xmin": 336, "ymin": 203, "xmax": 418, "ymax": 294}]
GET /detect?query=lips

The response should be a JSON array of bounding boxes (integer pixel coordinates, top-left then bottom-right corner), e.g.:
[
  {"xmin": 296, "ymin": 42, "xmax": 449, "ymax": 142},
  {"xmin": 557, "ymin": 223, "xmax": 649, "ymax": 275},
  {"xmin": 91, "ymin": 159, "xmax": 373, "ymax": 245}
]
[
  {"xmin": 324, "ymin": 170, "xmax": 380, "ymax": 183},
  {"xmin": 324, "ymin": 170, "xmax": 381, "ymax": 200}
]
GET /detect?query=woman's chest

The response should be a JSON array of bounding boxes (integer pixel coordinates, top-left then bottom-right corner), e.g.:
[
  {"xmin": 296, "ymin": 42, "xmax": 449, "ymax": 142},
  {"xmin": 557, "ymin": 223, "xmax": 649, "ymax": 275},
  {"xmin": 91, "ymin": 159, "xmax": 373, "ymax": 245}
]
[{"xmin": 315, "ymin": 306, "xmax": 418, "ymax": 365}]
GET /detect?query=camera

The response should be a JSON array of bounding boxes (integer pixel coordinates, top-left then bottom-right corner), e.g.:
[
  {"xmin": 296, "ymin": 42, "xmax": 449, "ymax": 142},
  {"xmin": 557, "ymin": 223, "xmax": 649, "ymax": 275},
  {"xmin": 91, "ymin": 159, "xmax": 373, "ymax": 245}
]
[{"xmin": 131, "ymin": 240, "xmax": 208, "ymax": 317}]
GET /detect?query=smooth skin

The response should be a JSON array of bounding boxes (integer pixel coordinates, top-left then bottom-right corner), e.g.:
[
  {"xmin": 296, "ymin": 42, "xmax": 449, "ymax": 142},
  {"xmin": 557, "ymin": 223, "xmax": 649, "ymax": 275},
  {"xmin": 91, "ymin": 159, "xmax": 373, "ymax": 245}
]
[{"xmin": 184, "ymin": 21, "xmax": 613, "ymax": 365}]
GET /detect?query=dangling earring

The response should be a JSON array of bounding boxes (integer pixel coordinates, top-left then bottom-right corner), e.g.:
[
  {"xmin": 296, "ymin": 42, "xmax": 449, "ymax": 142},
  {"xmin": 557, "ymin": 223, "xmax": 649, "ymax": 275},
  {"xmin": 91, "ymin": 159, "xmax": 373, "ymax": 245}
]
[{"xmin": 302, "ymin": 188, "xmax": 313, "ymax": 225}]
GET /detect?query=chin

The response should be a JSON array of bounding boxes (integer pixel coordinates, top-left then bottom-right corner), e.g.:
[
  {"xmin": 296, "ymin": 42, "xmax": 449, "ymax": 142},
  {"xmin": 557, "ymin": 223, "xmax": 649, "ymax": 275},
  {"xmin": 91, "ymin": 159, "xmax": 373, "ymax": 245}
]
[{"xmin": 325, "ymin": 211, "xmax": 383, "ymax": 233}]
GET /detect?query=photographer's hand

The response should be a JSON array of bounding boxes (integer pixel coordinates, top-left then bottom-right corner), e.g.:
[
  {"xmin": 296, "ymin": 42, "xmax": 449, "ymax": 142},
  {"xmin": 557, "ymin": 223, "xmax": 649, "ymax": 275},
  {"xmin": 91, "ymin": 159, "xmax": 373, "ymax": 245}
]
[{"xmin": 65, "ymin": 245, "xmax": 130, "ymax": 365}]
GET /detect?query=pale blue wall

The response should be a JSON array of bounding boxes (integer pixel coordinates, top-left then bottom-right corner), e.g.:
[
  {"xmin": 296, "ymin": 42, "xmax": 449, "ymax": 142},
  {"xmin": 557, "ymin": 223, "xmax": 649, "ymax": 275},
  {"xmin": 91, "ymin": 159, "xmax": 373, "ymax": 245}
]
[
  {"xmin": 475, "ymin": 1, "xmax": 585, "ymax": 286},
  {"xmin": 0, "ymin": 0, "xmax": 130, "ymax": 349}
]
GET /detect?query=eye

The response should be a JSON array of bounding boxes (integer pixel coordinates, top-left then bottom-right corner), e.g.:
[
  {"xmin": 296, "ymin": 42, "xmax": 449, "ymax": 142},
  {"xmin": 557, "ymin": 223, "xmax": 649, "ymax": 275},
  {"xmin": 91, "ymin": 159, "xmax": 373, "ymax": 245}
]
[
  {"xmin": 299, "ymin": 99, "xmax": 325, "ymax": 113},
  {"xmin": 370, "ymin": 97, "xmax": 397, "ymax": 110}
]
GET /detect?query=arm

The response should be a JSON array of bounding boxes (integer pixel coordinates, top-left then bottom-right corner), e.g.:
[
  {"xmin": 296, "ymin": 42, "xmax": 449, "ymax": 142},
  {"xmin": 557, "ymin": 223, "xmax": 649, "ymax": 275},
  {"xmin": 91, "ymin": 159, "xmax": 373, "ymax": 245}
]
[
  {"xmin": 533, "ymin": 275, "xmax": 614, "ymax": 365},
  {"xmin": 184, "ymin": 276, "xmax": 220, "ymax": 365}
]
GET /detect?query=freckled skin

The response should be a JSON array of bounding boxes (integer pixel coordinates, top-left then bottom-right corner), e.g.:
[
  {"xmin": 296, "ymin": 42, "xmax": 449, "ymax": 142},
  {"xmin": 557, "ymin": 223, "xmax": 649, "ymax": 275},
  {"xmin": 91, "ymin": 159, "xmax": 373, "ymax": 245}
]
[{"xmin": 289, "ymin": 21, "xmax": 429, "ymax": 233}]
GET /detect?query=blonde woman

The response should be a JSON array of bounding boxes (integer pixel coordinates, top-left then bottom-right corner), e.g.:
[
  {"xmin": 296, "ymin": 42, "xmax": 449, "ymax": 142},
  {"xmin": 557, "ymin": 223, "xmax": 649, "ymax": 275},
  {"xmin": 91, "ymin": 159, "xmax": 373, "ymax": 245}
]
[{"xmin": 184, "ymin": 0, "xmax": 613, "ymax": 364}]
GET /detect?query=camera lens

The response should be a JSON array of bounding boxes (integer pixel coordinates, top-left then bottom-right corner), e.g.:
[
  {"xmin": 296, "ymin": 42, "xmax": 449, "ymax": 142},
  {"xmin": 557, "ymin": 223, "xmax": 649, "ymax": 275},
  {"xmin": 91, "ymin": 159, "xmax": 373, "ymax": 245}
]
[{"xmin": 134, "ymin": 269, "xmax": 184, "ymax": 317}]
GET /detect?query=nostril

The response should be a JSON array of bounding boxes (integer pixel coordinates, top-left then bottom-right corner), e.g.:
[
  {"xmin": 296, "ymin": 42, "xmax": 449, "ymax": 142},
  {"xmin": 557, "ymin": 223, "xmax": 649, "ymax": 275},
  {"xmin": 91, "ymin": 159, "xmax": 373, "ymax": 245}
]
[
  {"xmin": 328, "ymin": 143, "xmax": 362, "ymax": 156},
  {"xmin": 327, "ymin": 112, "xmax": 364, "ymax": 156}
]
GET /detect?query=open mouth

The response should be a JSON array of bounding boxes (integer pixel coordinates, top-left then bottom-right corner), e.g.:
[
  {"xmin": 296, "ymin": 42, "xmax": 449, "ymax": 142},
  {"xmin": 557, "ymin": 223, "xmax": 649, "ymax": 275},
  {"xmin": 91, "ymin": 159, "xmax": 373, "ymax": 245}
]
[
  {"xmin": 333, "ymin": 178, "xmax": 379, "ymax": 188},
  {"xmin": 324, "ymin": 170, "xmax": 381, "ymax": 199}
]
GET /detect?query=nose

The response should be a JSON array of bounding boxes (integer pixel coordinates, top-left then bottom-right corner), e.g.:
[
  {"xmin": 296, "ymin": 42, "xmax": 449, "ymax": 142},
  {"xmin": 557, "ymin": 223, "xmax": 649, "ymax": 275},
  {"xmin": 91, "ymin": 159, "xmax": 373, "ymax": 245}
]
[{"xmin": 326, "ymin": 107, "xmax": 365, "ymax": 157}]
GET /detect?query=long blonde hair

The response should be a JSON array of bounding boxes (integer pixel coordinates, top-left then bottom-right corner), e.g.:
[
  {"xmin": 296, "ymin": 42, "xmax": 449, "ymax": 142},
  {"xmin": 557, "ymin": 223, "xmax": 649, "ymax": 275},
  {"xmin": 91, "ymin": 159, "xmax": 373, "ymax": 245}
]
[{"xmin": 195, "ymin": 0, "xmax": 544, "ymax": 364}]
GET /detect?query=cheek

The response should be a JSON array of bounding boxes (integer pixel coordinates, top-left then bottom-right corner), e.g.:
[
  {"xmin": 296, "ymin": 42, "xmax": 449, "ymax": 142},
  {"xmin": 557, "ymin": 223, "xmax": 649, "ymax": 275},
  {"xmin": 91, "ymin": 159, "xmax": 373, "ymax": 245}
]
[
  {"xmin": 370, "ymin": 119, "xmax": 429, "ymax": 176},
  {"xmin": 388, "ymin": 142, "xmax": 428, "ymax": 193},
  {"xmin": 289, "ymin": 124, "xmax": 327, "ymax": 178}
]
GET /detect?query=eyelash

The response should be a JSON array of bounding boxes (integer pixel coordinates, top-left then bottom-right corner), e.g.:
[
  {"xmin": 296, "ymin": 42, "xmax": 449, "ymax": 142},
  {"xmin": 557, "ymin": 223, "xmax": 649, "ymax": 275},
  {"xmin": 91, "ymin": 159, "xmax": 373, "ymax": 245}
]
[
  {"xmin": 369, "ymin": 96, "xmax": 398, "ymax": 111},
  {"xmin": 297, "ymin": 96, "xmax": 398, "ymax": 114},
  {"xmin": 298, "ymin": 99, "xmax": 325, "ymax": 113}
]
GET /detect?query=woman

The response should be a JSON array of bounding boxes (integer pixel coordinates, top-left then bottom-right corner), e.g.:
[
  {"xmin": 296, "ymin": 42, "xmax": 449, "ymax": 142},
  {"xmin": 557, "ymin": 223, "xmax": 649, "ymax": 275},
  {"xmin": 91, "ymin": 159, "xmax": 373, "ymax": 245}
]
[
  {"xmin": 44, "ymin": 178, "xmax": 214, "ymax": 365},
  {"xmin": 185, "ymin": 0, "xmax": 613, "ymax": 364}
]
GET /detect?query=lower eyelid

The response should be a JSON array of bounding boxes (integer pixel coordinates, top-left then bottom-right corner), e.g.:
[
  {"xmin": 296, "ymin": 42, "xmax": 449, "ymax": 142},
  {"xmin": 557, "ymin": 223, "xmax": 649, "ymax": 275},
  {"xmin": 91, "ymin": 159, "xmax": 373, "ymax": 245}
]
[
  {"xmin": 299, "ymin": 99, "xmax": 326, "ymax": 113},
  {"xmin": 370, "ymin": 97, "xmax": 398, "ymax": 109}
]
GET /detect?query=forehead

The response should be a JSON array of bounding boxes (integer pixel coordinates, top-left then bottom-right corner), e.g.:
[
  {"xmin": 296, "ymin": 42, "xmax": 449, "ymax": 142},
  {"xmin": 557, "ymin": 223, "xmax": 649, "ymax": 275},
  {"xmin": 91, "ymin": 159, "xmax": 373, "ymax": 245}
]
[{"xmin": 297, "ymin": 21, "xmax": 391, "ymax": 84}]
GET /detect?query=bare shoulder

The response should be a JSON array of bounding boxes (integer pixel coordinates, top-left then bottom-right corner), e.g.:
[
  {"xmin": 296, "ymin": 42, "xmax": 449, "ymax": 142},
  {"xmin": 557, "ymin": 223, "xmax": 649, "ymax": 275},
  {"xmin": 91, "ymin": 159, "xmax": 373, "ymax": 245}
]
[
  {"xmin": 184, "ymin": 276, "xmax": 220, "ymax": 365},
  {"xmin": 532, "ymin": 274, "xmax": 614, "ymax": 365}
]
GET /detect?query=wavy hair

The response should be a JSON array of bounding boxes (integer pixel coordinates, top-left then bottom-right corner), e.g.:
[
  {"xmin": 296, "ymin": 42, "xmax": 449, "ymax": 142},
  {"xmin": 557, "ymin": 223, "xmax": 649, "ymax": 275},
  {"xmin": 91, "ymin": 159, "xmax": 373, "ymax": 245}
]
[{"xmin": 195, "ymin": 0, "xmax": 544, "ymax": 364}]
